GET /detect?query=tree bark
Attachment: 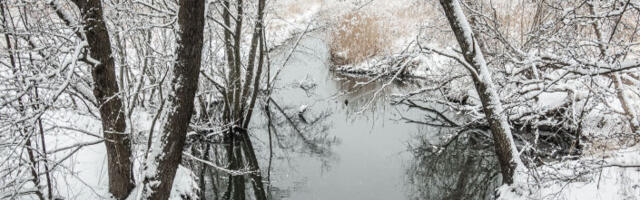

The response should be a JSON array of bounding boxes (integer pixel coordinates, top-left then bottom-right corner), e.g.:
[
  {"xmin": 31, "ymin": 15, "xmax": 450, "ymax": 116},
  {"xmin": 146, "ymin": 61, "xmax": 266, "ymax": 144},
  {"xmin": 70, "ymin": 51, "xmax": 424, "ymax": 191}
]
[
  {"xmin": 140, "ymin": 0, "xmax": 206, "ymax": 199},
  {"xmin": 70, "ymin": 0, "xmax": 135, "ymax": 198},
  {"xmin": 439, "ymin": 0, "xmax": 523, "ymax": 185}
]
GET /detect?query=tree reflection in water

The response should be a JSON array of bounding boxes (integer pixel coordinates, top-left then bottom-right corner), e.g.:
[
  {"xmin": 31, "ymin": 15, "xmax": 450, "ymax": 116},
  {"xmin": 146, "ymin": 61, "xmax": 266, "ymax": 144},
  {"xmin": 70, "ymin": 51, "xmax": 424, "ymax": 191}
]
[
  {"xmin": 188, "ymin": 32, "xmax": 483, "ymax": 199},
  {"xmin": 254, "ymin": 97, "xmax": 340, "ymax": 199},
  {"xmin": 261, "ymin": 97, "xmax": 339, "ymax": 164},
  {"xmin": 184, "ymin": 95, "xmax": 339, "ymax": 200},
  {"xmin": 406, "ymin": 128, "xmax": 501, "ymax": 200}
]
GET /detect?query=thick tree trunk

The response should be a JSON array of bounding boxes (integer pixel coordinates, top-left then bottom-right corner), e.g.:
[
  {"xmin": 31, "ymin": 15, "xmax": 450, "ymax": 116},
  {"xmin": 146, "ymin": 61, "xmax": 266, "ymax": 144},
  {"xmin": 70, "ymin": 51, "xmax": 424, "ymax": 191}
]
[
  {"xmin": 439, "ymin": 0, "xmax": 523, "ymax": 184},
  {"xmin": 140, "ymin": 0, "xmax": 206, "ymax": 199},
  {"xmin": 71, "ymin": 0, "xmax": 135, "ymax": 198}
]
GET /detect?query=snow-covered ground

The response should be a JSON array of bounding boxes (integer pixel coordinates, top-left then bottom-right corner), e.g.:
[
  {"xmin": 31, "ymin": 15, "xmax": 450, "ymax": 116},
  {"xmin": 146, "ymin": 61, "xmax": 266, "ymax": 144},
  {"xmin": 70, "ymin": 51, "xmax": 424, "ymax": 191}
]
[
  {"xmin": 41, "ymin": 109, "xmax": 198, "ymax": 200},
  {"xmin": 527, "ymin": 145, "xmax": 640, "ymax": 200}
]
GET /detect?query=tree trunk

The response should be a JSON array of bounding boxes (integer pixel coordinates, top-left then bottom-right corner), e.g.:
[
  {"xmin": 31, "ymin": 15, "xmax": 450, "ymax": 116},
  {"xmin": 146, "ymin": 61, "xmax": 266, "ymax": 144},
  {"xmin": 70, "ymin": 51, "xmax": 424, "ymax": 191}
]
[
  {"xmin": 439, "ymin": 0, "xmax": 523, "ymax": 185},
  {"xmin": 587, "ymin": 2, "xmax": 639, "ymax": 133},
  {"xmin": 140, "ymin": 0, "xmax": 206, "ymax": 199},
  {"xmin": 198, "ymin": 143, "xmax": 210, "ymax": 200},
  {"xmin": 71, "ymin": 0, "xmax": 135, "ymax": 198},
  {"xmin": 612, "ymin": 73, "xmax": 639, "ymax": 133}
]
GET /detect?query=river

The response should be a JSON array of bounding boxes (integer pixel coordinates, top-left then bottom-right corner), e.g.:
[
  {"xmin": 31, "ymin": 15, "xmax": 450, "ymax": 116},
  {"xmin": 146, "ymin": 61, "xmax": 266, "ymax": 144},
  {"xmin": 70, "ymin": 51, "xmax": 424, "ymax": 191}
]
[{"xmin": 246, "ymin": 33, "xmax": 499, "ymax": 200}]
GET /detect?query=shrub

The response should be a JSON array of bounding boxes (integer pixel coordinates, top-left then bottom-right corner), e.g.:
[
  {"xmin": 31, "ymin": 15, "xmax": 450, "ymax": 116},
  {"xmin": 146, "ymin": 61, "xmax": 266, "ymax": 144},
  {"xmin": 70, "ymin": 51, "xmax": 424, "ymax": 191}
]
[{"xmin": 329, "ymin": 11, "xmax": 390, "ymax": 66}]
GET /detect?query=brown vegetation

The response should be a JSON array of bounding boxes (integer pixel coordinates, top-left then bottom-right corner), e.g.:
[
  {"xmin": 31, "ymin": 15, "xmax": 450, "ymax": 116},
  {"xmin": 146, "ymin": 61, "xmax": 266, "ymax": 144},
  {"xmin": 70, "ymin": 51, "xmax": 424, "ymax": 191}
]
[{"xmin": 329, "ymin": 11, "xmax": 390, "ymax": 66}]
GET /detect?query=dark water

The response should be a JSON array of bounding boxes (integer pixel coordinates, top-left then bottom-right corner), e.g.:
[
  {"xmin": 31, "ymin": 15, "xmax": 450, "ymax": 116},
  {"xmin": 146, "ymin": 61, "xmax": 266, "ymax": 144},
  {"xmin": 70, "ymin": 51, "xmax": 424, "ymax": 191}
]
[{"xmin": 250, "ymin": 33, "xmax": 499, "ymax": 200}]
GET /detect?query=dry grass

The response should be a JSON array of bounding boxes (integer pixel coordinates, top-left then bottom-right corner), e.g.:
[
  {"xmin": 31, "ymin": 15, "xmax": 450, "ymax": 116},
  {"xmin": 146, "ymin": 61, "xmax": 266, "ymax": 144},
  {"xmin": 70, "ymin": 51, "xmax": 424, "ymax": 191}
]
[
  {"xmin": 584, "ymin": 134, "xmax": 639, "ymax": 157},
  {"xmin": 329, "ymin": 11, "xmax": 391, "ymax": 66},
  {"xmin": 274, "ymin": 0, "xmax": 322, "ymax": 18},
  {"xmin": 327, "ymin": 1, "xmax": 446, "ymax": 66},
  {"xmin": 285, "ymin": 2, "xmax": 303, "ymax": 15},
  {"xmin": 277, "ymin": 0, "xmax": 638, "ymax": 67}
]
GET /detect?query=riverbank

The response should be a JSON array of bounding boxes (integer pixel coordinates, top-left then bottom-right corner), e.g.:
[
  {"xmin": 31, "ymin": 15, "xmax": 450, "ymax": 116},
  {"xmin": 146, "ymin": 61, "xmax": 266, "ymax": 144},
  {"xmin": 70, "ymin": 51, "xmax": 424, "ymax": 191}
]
[{"xmin": 268, "ymin": 0, "xmax": 441, "ymax": 78}]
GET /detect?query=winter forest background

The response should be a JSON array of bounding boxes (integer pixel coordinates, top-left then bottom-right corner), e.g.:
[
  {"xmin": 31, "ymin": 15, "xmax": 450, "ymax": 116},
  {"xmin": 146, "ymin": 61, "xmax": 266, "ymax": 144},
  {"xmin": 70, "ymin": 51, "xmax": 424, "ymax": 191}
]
[{"xmin": 1, "ymin": 0, "xmax": 640, "ymax": 199}]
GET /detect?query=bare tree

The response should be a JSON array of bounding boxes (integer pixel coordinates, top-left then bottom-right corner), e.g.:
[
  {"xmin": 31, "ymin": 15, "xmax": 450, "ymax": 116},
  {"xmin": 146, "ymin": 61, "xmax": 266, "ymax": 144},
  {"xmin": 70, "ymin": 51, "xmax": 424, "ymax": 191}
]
[
  {"xmin": 198, "ymin": 0, "xmax": 269, "ymax": 199},
  {"xmin": 438, "ymin": 0, "xmax": 524, "ymax": 185}
]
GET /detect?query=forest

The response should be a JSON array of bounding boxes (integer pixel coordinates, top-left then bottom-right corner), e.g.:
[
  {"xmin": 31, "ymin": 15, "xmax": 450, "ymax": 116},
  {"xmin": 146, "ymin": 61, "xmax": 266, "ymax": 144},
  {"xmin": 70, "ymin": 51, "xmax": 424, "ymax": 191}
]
[{"xmin": 1, "ymin": 0, "xmax": 639, "ymax": 199}]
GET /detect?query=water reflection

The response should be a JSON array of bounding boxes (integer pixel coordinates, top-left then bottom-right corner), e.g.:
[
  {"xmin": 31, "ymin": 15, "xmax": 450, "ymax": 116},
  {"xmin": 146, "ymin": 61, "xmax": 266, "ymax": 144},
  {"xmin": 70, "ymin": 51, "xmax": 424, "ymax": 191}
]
[
  {"xmin": 191, "ymin": 32, "xmax": 501, "ymax": 200},
  {"xmin": 254, "ymin": 32, "xmax": 500, "ymax": 200},
  {"xmin": 252, "ymin": 33, "xmax": 425, "ymax": 199},
  {"xmin": 405, "ymin": 127, "xmax": 500, "ymax": 200}
]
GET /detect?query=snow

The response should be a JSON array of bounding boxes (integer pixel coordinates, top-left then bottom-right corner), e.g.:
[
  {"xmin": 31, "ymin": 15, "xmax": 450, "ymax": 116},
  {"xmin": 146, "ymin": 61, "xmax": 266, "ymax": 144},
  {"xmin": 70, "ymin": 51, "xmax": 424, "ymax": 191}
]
[
  {"xmin": 528, "ymin": 146, "xmax": 640, "ymax": 200},
  {"xmin": 266, "ymin": 0, "xmax": 323, "ymax": 48},
  {"xmin": 298, "ymin": 104, "xmax": 308, "ymax": 113},
  {"xmin": 40, "ymin": 108, "xmax": 197, "ymax": 200},
  {"xmin": 43, "ymin": 110, "xmax": 110, "ymax": 199},
  {"xmin": 169, "ymin": 166, "xmax": 199, "ymax": 200},
  {"xmin": 537, "ymin": 92, "xmax": 568, "ymax": 109},
  {"xmin": 125, "ymin": 165, "xmax": 198, "ymax": 200},
  {"xmin": 497, "ymin": 184, "xmax": 527, "ymax": 200},
  {"xmin": 491, "ymin": 146, "xmax": 640, "ymax": 200},
  {"xmin": 332, "ymin": 54, "xmax": 436, "ymax": 78}
]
